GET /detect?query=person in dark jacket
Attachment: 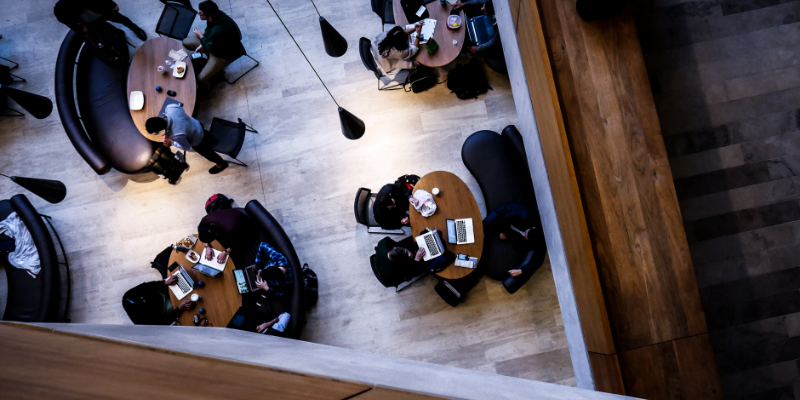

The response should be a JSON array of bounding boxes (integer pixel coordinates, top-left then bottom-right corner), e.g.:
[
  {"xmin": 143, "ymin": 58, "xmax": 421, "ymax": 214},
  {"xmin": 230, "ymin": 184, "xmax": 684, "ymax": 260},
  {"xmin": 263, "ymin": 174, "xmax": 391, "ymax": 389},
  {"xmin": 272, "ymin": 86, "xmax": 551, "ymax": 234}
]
[
  {"xmin": 197, "ymin": 208, "xmax": 257, "ymax": 266},
  {"xmin": 453, "ymin": 0, "xmax": 498, "ymax": 54},
  {"xmin": 54, "ymin": 0, "xmax": 147, "ymax": 41},
  {"xmin": 386, "ymin": 233, "xmax": 451, "ymax": 273},
  {"xmin": 484, "ymin": 202, "xmax": 542, "ymax": 277},
  {"xmin": 373, "ymin": 183, "xmax": 420, "ymax": 230},
  {"xmin": 182, "ymin": 0, "xmax": 245, "ymax": 91},
  {"xmin": 122, "ymin": 276, "xmax": 195, "ymax": 325}
]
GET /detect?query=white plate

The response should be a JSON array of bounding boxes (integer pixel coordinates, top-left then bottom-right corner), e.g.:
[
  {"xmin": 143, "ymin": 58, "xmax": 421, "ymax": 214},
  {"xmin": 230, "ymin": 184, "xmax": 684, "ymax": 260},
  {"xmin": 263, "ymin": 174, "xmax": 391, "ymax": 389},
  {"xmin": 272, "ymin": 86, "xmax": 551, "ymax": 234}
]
[
  {"xmin": 185, "ymin": 250, "xmax": 200, "ymax": 264},
  {"xmin": 129, "ymin": 91, "xmax": 144, "ymax": 110},
  {"xmin": 173, "ymin": 61, "xmax": 187, "ymax": 78}
]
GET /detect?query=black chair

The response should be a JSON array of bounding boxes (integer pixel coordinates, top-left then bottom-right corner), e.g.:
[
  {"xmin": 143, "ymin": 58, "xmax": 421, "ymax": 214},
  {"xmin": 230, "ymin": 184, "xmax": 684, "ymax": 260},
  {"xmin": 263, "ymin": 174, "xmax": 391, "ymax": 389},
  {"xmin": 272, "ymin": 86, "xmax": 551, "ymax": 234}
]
[
  {"xmin": 225, "ymin": 21, "xmax": 260, "ymax": 84},
  {"xmin": 354, "ymin": 188, "xmax": 404, "ymax": 234},
  {"xmin": 359, "ymin": 37, "xmax": 406, "ymax": 91},
  {"xmin": 371, "ymin": 0, "xmax": 395, "ymax": 30},
  {"xmin": 0, "ymin": 57, "xmax": 24, "ymax": 84},
  {"xmin": 150, "ymin": 246, "xmax": 173, "ymax": 279},
  {"xmin": 156, "ymin": 0, "xmax": 198, "ymax": 40},
  {"xmin": 370, "ymin": 253, "xmax": 426, "ymax": 292},
  {"xmin": 206, "ymin": 117, "xmax": 257, "ymax": 167}
]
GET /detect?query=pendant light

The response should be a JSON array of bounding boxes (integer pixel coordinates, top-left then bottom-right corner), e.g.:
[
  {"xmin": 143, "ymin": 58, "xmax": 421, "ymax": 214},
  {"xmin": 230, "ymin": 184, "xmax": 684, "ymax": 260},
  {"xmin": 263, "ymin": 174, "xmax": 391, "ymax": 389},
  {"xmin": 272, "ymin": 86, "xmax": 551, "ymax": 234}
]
[
  {"xmin": 265, "ymin": 0, "xmax": 365, "ymax": 139},
  {"xmin": 0, "ymin": 173, "xmax": 67, "ymax": 204},
  {"xmin": 310, "ymin": 0, "xmax": 348, "ymax": 57}
]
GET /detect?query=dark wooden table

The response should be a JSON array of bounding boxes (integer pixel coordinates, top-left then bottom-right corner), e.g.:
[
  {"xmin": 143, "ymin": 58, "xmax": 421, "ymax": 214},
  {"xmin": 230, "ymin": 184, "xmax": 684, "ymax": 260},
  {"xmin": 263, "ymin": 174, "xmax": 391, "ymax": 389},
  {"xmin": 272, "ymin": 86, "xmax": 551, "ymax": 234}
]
[
  {"xmin": 167, "ymin": 236, "xmax": 240, "ymax": 327},
  {"xmin": 393, "ymin": 1, "xmax": 466, "ymax": 67},
  {"xmin": 127, "ymin": 37, "xmax": 196, "ymax": 142},
  {"xmin": 410, "ymin": 171, "xmax": 483, "ymax": 279}
]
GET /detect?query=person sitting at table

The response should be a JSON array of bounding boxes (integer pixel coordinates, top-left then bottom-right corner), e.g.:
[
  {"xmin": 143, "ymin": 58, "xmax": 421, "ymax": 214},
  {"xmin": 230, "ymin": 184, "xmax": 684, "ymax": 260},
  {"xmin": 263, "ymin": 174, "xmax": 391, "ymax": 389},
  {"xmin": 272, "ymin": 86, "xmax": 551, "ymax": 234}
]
[
  {"xmin": 198, "ymin": 208, "xmax": 257, "ymax": 266},
  {"xmin": 453, "ymin": 0, "xmax": 498, "ymax": 55},
  {"xmin": 182, "ymin": 0, "xmax": 245, "ymax": 92},
  {"xmin": 373, "ymin": 182, "xmax": 421, "ymax": 230},
  {"xmin": 252, "ymin": 242, "xmax": 294, "ymax": 299},
  {"xmin": 122, "ymin": 276, "xmax": 195, "ymax": 325},
  {"xmin": 386, "ymin": 233, "xmax": 452, "ymax": 273},
  {"xmin": 484, "ymin": 201, "xmax": 541, "ymax": 277},
  {"xmin": 371, "ymin": 23, "xmax": 424, "ymax": 76},
  {"xmin": 255, "ymin": 312, "xmax": 291, "ymax": 336},
  {"xmin": 145, "ymin": 104, "xmax": 229, "ymax": 174},
  {"xmin": 54, "ymin": 0, "xmax": 147, "ymax": 41}
]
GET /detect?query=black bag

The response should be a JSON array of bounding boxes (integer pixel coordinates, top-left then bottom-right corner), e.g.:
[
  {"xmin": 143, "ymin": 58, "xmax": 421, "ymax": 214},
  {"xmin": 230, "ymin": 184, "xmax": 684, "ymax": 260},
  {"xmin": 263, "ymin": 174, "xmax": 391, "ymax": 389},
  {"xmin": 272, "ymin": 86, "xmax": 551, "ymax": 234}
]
[
  {"xmin": 575, "ymin": 0, "xmax": 626, "ymax": 21},
  {"xmin": 205, "ymin": 194, "xmax": 234, "ymax": 214},
  {"xmin": 302, "ymin": 263, "xmax": 319, "ymax": 309},
  {"xmin": 405, "ymin": 66, "xmax": 439, "ymax": 93},
  {"xmin": 434, "ymin": 272, "xmax": 481, "ymax": 307},
  {"xmin": 447, "ymin": 60, "xmax": 492, "ymax": 100},
  {"xmin": 394, "ymin": 174, "xmax": 421, "ymax": 197},
  {"xmin": 147, "ymin": 145, "xmax": 188, "ymax": 185},
  {"xmin": 84, "ymin": 23, "xmax": 129, "ymax": 68},
  {"xmin": 401, "ymin": 0, "xmax": 429, "ymax": 23}
]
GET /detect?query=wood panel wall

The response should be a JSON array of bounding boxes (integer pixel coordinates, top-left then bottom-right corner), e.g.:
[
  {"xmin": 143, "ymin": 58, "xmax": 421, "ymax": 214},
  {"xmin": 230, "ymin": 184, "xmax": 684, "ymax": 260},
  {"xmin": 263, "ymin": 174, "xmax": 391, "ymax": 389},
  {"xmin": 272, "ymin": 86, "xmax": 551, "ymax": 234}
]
[{"xmin": 505, "ymin": 0, "xmax": 724, "ymax": 397}]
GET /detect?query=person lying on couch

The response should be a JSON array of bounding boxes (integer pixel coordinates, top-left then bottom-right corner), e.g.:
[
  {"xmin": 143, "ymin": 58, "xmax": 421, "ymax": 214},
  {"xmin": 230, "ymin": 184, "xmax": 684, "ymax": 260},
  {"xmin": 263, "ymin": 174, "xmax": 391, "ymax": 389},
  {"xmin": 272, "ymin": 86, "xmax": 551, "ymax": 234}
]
[
  {"xmin": 484, "ymin": 201, "xmax": 540, "ymax": 277},
  {"xmin": 252, "ymin": 242, "xmax": 294, "ymax": 299},
  {"xmin": 122, "ymin": 276, "xmax": 195, "ymax": 325}
]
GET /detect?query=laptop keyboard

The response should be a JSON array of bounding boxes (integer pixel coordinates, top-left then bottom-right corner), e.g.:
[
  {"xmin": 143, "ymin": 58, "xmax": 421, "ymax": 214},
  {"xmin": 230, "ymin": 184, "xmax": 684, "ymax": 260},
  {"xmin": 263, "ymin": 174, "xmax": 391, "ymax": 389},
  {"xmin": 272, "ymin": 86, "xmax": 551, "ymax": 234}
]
[
  {"xmin": 456, "ymin": 221, "xmax": 467, "ymax": 243},
  {"xmin": 176, "ymin": 272, "xmax": 191, "ymax": 294},
  {"xmin": 425, "ymin": 234, "xmax": 441, "ymax": 257}
]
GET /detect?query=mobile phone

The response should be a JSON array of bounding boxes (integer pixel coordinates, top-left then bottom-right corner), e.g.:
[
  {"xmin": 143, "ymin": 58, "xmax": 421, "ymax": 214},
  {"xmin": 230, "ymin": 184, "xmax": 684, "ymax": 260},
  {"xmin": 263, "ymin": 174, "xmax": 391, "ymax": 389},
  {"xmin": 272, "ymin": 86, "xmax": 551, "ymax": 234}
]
[
  {"xmin": 256, "ymin": 295, "xmax": 267, "ymax": 307},
  {"xmin": 457, "ymin": 254, "xmax": 469, "ymax": 261},
  {"xmin": 168, "ymin": 262, "xmax": 180, "ymax": 273}
]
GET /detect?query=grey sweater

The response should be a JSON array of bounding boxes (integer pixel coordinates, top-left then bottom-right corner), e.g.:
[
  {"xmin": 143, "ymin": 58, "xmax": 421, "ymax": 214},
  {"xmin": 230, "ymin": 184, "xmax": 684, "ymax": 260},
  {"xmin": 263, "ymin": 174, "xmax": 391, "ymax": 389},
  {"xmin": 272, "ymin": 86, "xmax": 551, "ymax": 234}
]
[{"xmin": 165, "ymin": 104, "xmax": 204, "ymax": 151}]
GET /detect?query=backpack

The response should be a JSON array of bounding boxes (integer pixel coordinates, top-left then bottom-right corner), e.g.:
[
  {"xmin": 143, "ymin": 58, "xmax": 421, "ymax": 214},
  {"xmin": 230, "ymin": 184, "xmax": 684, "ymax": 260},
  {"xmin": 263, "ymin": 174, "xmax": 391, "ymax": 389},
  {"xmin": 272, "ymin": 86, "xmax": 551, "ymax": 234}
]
[
  {"xmin": 434, "ymin": 271, "xmax": 481, "ymax": 307},
  {"xmin": 575, "ymin": 0, "xmax": 626, "ymax": 21},
  {"xmin": 447, "ymin": 60, "xmax": 492, "ymax": 100},
  {"xmin": 302, "ymin": 263, "xmax": 319, "ymax": 309},
  {"xmin": 205, "ymin": 194, "xmax": 234, "ymax": 214},
  {"xmin": 404, "ymin": 65, "xmax": 439, "ymax": 93},
  {"xmin": 147, "ymin": 145, "xmax": 188, "ymax": 185},
  {"xmin": 394, "ymin": 174, "xmax": 421, "ymax": 197},
  {"xmin": 84, "ymin": 23, "xmax": 129, "ymax": 68}
]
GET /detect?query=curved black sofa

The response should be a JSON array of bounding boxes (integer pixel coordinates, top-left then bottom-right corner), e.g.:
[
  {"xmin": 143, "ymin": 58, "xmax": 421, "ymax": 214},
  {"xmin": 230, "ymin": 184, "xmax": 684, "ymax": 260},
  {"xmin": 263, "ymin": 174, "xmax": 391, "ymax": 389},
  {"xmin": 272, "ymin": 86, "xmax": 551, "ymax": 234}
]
[
  {"xmin": 55, "ymin": 30, "xmax": 155, "ymax": 175},
  {"xmin": 0, "ymin": 195, "xmax": 62, "ymax": 321},
  {"xmin": 462, "ymin": 126, "xmax": 547, "ymax": 293},
  {"xmin": 240, "ymin": 200, "xmax": 306, "ymax": 339}
]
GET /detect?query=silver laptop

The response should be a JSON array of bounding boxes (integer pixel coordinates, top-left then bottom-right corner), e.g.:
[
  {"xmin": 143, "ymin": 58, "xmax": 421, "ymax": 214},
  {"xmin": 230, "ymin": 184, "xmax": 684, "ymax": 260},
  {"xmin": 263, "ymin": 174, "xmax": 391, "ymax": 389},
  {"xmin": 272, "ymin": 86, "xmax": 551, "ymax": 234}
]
[
  {"xmin": 168, "ymin": 265, "xmax": 194, "ymax": 300},
  {"xmin": 446, "ymin": 218, "xmax": 475, "ymax": 244},
  {"xmin": 415, "ymin": 229, "xmax": 444, "ymax": 261}
]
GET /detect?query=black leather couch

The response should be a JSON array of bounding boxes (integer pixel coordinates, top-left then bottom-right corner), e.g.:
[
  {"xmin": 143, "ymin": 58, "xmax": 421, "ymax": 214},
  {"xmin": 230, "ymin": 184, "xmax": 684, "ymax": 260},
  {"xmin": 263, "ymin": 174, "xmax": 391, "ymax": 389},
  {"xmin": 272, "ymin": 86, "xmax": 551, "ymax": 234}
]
[
  {"xmin": 461, "ymin": 126, "xmax": 547, "ymax": 293},
  {"xmin": 55, "ymin": 30, "xmax": 155, "ymax": 175},
  {"xmin": 0, "ymin": 195, "xmax": 63, "ymax": 321},
  {"xmin": 240, "ymin": 200, "xmax": 306, "ymax": 339}
]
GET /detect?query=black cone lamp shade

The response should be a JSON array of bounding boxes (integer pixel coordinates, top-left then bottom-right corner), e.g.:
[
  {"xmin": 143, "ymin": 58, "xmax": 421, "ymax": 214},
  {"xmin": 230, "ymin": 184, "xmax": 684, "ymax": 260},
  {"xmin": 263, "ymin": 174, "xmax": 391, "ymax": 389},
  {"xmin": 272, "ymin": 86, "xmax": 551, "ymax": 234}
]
[
  {"xmin": 339, "ymin": 107, "xmax": 365, "ymax": 140},
  {"xmin": 0, "ymin": 84, "xmax": 53, "ymax": 119},
  {"xmin": 4, "ymin": 175, "xmax": 67, "ymax": 204},
  {"xmin": 320, "ymin": 17, "xmax": 347, "ymax": 57}
]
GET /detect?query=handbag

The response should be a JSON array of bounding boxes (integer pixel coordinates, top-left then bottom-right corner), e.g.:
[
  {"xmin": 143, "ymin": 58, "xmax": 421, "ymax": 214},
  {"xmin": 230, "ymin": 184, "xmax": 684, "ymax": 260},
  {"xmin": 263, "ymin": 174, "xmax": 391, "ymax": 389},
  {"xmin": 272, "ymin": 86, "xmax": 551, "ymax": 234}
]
[{"xmin": 404, "ymin": 65, "xmax": 439, "ymax": 93}]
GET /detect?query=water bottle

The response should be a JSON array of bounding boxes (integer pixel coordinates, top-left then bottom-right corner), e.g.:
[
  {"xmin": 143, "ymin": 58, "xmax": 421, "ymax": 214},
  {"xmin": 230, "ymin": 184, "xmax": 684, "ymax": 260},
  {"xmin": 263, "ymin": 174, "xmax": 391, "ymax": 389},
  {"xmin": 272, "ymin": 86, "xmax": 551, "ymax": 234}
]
[{"xmin": 165, "ymin": 59, "xmax": 174, "ymax": 69}]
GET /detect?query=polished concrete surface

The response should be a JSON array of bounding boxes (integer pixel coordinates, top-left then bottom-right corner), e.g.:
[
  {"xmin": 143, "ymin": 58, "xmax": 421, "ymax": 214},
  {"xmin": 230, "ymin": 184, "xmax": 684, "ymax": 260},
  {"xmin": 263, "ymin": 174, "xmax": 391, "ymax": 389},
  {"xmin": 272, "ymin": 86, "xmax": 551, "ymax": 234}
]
[{"xmin": 0, "ymin": 0, "xmax": 572, "ymax": 385}]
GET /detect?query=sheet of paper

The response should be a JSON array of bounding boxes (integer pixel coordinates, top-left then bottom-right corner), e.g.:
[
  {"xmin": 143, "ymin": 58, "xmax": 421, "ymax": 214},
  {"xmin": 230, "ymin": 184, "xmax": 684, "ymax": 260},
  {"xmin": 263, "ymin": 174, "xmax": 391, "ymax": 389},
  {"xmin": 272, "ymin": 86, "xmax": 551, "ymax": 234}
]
[
  {"xmin": 407, "ymin": 19, "xmax": 436, "ymax": 44},
  {"xmin": 169, "ymin": 49, "xmax": 188, "ymax": 62}
]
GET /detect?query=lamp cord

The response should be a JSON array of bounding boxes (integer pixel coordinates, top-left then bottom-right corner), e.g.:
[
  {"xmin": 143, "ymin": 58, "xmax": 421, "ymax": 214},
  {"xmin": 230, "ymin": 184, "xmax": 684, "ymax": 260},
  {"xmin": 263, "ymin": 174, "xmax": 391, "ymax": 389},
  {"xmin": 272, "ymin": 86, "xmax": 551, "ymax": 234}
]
[
  {"xmin": 265, "ymin": 0, "xmax": 339, "ymax": 108},
  {"xmin": 0, "ymin": 173, "xmax": 9, "ymax": 178},
  {"xmin": 309, "ymin": 0, "xmax": 321, "ymax": 17}
]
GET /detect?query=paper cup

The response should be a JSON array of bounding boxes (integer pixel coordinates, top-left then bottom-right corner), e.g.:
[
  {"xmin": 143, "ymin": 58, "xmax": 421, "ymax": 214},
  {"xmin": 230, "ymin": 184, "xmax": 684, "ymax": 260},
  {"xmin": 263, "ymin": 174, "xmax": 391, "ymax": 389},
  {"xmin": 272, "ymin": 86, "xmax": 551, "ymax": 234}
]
[
  {"xmin": 190, "ymin": 293, "xmax": 200, "ymax": 302},
  {"xmin": 432, "ymin": 187, "xmax": 440, "ymax": 196}
]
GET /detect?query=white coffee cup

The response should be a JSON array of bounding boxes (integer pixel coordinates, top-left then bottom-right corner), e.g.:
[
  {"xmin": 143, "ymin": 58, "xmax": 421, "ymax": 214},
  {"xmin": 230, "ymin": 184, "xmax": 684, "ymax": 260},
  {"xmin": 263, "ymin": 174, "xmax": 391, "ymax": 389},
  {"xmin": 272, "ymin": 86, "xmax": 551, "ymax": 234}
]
[
  {"xmin": 432, "ymin": 187, "xmax": 440, "ymax": 196},
  {"xmin": 190, "ymin": 293, "xmax": 200, "ymax": 302},
  {"xmin": 157, "ymin": 65, "xmax": 166, "ymax": 74}
]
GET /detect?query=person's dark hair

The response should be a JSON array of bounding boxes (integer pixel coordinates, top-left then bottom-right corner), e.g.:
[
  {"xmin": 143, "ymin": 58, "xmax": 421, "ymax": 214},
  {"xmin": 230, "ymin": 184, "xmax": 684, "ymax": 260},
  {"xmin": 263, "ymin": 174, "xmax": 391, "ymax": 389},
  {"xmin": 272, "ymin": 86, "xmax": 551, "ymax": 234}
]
[
  {"xmin": 145, "ymin": 117, "xmax": 167, "ymax": 134},
  {"xmin": 378, "ymin": 26, "xmax": 410, "ymax": 57},
  {"xmin": 388, "ymin": 247, "xmax": 410, "ymax": 261},
  {"xmin": 198, "ymin": 224, "xmax": 218, "ymax": 244},
  {"xmin": 198, "ymin": 1, "xmax": 220, "ymax": 17},
  {"xmin": 483, "ymin": 0, "xmax": 494, "ymax": 15},
  {"xmin": 377, "ymin": 192, "xmax": 394, "ymax": 208},
  {"xmin": 262, "ymin": 266, "xmax": 283, "ymax": 280}
]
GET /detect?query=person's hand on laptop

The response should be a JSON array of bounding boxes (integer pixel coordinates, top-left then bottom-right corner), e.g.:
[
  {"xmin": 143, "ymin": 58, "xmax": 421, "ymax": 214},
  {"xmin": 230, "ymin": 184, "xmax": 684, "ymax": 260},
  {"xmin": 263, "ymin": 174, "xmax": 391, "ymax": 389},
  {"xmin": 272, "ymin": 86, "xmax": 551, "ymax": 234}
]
[
  {"xmin": 415, "ymin": 248, "xmax": 426, "ymax": 262},
  {"xmin": 217, "ymin": 249, "xmax": 229, "ymax": 264},
  {"xmin": 204, "ymin": 246, "xmax": 214, "ymax": 261},
  {"xmin": 178, "ymin": 300, "xmax": 196, "ymax": 310},
  {"xmin": 164, "ymin": 275, "xmax": 178, "ymax": 286}
]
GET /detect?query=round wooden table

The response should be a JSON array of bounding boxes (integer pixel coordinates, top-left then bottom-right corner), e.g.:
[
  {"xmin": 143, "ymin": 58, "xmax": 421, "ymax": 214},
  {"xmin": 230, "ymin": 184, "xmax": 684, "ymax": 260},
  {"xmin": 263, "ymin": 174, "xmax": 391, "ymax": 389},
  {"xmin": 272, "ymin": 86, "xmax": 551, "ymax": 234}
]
[
  {"xmin": 393, "ymin": 1, "xmax": 466, "ymax": 67},
  {"xmin": 410, "ymin": 171, "xmax": 483, "ymax": 279},
  {"xmin": 127, "ymin": 37, "xmax": 196, "ymax": 142},
  {"xmin": 167, "ymin": 236, "xmax": 240, "ymax": 327}
]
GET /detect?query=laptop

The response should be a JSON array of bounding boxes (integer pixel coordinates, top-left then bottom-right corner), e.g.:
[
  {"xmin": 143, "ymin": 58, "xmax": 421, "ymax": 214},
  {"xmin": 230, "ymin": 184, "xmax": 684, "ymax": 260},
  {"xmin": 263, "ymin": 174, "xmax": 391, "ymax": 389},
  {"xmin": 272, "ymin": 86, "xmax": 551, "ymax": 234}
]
[
  {"xmin": 415, "ymin": 229, "xmax": 445, "ymax": 261},
  {"xmin": 167, "ymin": 265, "xmax": 194, "ymax": 300},
  {"xmin": 192, "ymin": 263, "xmax": 221, "ymax": 277},
  {"xmin": 446, "ymin": 218, "xmax": 475, "ymax": 244},
  {"xmin": 227, "ymin": 307, "xmax": 263, "ymax": 332},
  {"xmin": 467, "ymin": 14, "xmax": 495, "ymax": 47}
]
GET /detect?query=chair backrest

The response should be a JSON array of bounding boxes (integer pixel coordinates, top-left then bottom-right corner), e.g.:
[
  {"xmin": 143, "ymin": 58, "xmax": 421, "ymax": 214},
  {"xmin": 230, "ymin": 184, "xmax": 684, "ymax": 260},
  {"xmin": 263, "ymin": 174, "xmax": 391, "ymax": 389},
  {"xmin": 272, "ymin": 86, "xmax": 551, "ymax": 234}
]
[
  {"xmin": 354, "ymin": 187, "xmax": 372, "ymax": 226},
  {"xmin": 156, "ymin": 1, "xmax": 198, "ymax": 40},
  {"xmin": 359, "ymin": 37, "xmax": 382, "ymax": 80},
  {"xmin": 371, "ymin": 0, "xmax": 384, "ymax": 16},
  {"xmin": 207, "ymin": 117, "xmax": 247, "ymax": 158},
  {"xmin": 369, "ymin": 254, "xmax": 392, "ymax": 288}
]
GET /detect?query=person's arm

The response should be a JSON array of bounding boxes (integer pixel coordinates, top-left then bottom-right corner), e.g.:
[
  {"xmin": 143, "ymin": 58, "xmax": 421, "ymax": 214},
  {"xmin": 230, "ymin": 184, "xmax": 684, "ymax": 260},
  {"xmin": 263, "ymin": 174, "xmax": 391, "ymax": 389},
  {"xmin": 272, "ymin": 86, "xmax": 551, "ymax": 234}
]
[
  {"xmin": 475, "ymin": 28, "xmax": 499, "ymax": 53},
  {"xmin": 170, "ymin": 133, "xmax": 191, "ymax": 151},
  {"xmin": 200, "ymin": 24, "xmax": 220, "ymax": 55},
  {"xmin": 272, "ymin": 267, "xmax": 294, "ymax": 299}
]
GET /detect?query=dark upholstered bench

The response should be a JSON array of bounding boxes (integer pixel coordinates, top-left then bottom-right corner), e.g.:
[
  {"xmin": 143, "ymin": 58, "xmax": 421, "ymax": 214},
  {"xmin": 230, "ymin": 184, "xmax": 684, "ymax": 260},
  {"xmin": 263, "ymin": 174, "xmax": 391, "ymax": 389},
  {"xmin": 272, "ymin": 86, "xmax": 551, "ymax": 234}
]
[
  {"xmin": 55, "ymin": 31, "xmax": 155, "ymax": 175},
  {"xmin": 461, "ymin": 126, "xmax": 547, "ymax": 293},
  {"xmin": 0, "ymin": 195, "xmax": 67, "ymax": 322}
]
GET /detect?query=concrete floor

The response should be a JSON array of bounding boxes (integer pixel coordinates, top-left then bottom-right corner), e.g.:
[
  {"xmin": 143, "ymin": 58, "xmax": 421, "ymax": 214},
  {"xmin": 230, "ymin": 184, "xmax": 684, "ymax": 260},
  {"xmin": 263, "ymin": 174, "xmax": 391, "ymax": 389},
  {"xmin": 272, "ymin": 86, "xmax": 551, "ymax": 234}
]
[{"xmin": 0, "ymin": 0, "xmax": 573, "ymax": 385}]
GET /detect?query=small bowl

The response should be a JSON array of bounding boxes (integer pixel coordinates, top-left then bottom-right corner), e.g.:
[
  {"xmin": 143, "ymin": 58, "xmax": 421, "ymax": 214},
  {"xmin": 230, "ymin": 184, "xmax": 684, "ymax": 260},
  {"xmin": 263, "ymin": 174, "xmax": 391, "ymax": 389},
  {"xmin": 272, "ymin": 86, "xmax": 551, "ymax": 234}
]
[{"xmin": 447, "ymin": 15, "xmax": 461, "ymax": 30}]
